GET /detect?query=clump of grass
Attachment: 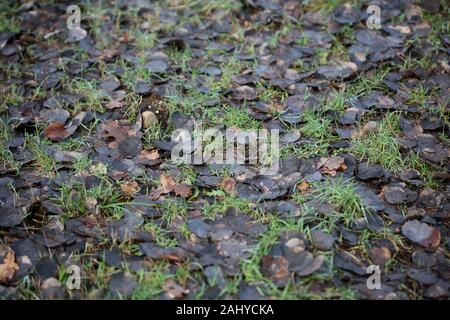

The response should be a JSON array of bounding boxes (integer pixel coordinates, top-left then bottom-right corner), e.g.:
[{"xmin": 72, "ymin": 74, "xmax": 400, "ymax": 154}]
[
  {"xmin": 406, "ymin": 85, "xmax": 430, "ymax": 107},
  {"xmin": 25, "ymin": 133, "xmax": 56, "ymax": 174},
  {"xmin": 295, "ymin": 36, "xmax": 310, "ymax": 46},
  {"xmin": 134, "ymin": 31, "xmax": 158, "ymax": 51},
  {"xmin": 116, "ymin": 58, "xmax": 152, "ymax": 89},
  {"xmin": 352, "ymin": 113, "xmax": 444, "ymax": 188},
  {"xmin": 132, "ymin": 261, "xmax": 192, "ymax": 299},
  {"xmin": 352, "ymin": 112, "xmax": 404, "ymax": 171},
  {"xmin": 281, "ymin": 109, "xmax": 339, "ymax": 159},
  {"xmin": 132, "ymin": 262, "xmax": 172, "ymax": 299},
  {"xmin": 241, "ymin": 214, "xmax": 356, "ymax": 299},
  {"xmin": 69, "ymin": 78, "xmax": 110, "ymax": 114},
  {"xmin": 0, "ymin": 83, "xmax": 24, "ymax": 111},
  {"xmin": 257, "ymin": 82, "xmax": 288, "ymax": 104},
  {"xmin": 208, "ymin": 56, "xmax": 243, "ymax": 92},
  {"xmin": 209, "ymin": 105, "xmax": 261, "ymax": 130},
  {"xmin": 165, "ymin": 88, "xmax": 220, "ymax": 116},
  {"xmin": 423, "ymin": 9, "xmax": 450, "ymax": 52},
  {"xmin": 194, "ymin": 0, "xmax": 242, "ymax": 16},
  {"xmin": 143, "ymin": 222, "xmax": 178, "ymax": 247},
  {"xmin": 165, "ymin": 47, "xmax": 192, "ymax": 74},
  {"xmin": 55, "ymin": 178, "xmax": 122, "ymax": 220},
  {"xmin": 202, "ymin": 189, "xmax": 260, "ymax": 220},
  {"xmin": 0, "ymin": 117, "xmax": 21, "ymax": 172},
  {"xmin": 143, "ymin": 122, "xmax": 166, "ymax": 147},
  {"xmin": 241, "ymin": 215, "xmax": 306, "ymax": 283},
  {"xmin": 300, "ymin": 109, "xmax": 335, "ymax": 140},
  {"xmin": 345, "ymin": 66, "xmax": 390, "ymax": 98},
  {"xmin": 303, "ymin": 0, "xmax": 344, "ymax": 12},
  {"xmin": 281, "ymin": 141, "xmax": 329, "ymax": 159},
  {"xmin": 313, "ymin": 177, "xmax": 369, "ymax": 227},
  {"xmin": 161, "ymin": 198, "xmax": 188, "ymax": 226},
  {"xmin": 176, "ymin": 165, "xmax": 198, "ymax": 186},
  {"xmin": 0, "ymin": 1, "xmax": 21, "ymax": 32},
  {"xmin": 72, "ymin": 156, "xmax": 92, "ymax": 173}
]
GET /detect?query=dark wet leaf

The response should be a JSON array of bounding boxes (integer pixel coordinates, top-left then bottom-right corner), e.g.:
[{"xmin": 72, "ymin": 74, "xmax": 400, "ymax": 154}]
[
  {"xmin": 401, "ymin": 220, "xmax": 441, "ymax": 250},
  {"xmin": 217, "ymin": 238, "xmax": 250, "ymax": 259},
  {"xmin": 369, "ymin": 247, "xmax": 391, "ymax": 266},
  {"xmin": 188, "ymin": 218, "xmax": 210, "ymax": 239},
  {"xmin": 34, "ymin": 257, "xmax": 58, "ymax": 280},
  {"xmin": 333, "ymin": 4, "xmax": 362, "ymax": 25},
  {"xmin": 317, "ymin": 62, "xmax": 357, "ymax": 80},
  {"xmin": 108, "ymin": 272, "xmax": 137, "ymax": 298},
  {"xmin": 383, "ymin": 184, "xmax": 417, "ymax": 205},
  {"xmin": 407, "ymin": 268, "xmax": 439, "ymax": 285},
  {"xmin": 357, "ymin": 163, "xmax": 384, "ymax": 180},
  {"xmin": 0, "ymin": 205, "xmax": 23, "ymax": 228},
  {"xmin": 139, "ymin": 243, "xmax": 190, "ymax": 261},
  {"xmin": 100, "ymin": 77, "xmax": 121, "ymax": 92},
  {"xmin": 310, "ymin": 230, "xmax": 334, "ymax": 251},
  {"xmin": 260, "ymin": 255, "xmax": 289, "ymax": 287},
  {"xmin": 334, "ymin": 251, "xmax": 366, "ymax": 276}
]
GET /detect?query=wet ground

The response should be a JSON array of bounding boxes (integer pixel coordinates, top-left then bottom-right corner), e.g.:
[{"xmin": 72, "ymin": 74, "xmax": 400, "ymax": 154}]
[{"xmin": 0, "ymin": 0, "xmax": 449, "ymax": 299}]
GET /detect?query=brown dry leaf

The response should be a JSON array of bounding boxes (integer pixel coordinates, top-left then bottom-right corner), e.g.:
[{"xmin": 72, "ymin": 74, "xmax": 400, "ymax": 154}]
[
  {"xmin": 150, "ymin": 174, "xmax": 191, "ymax": 199},
  {"xmin": 297, "ymin": 181, "xmax": 310, "ymax": 191},
  {"xmin": 100, "ymin": 120, "xmax": 130, "ymax": 149},
  {"xmin": 121, "ymin": 181, "xmax": 140, "ymax": 196},
  {"xmin": 44, "ymin": 123, "xmax": 71, "ymax": 141},
  {"xmin": 352, "ymin": 121, "xmax": 379, "ymax": 139},
  {"xmin": 173, "ymin": 184, "xmax": 192, "ymax": 198},
  {"xmin": 160, "ymin": 174, "xmax": 177, "ymax": 193},
  {"xmin": 317, "ymin": 156, "xmax": 347, "ymax": 176},
  {"xmin": 85, "ymin": 197, "xmax": 99, "ymax": 214},
  {"xmin": 105, "ymin": 99, "xmax": 122, "ymax": 109},
  {"xmin": 219, "ymin": 177, "xmax": 236, "ymax": 193},
  {"xmin": 162, "ymin": 279, "xmax": 189, "ymax": 299},
  {"xmin": 98, "ymin": 47, "xmax": 118, "ymax": 61},
  {"xmin": 0, "ymin": 250, "xmax": 19, "ymax": 283},
  {"xmin": 140, "ymin": 149, "xmax": 159, "ymax": 161}
]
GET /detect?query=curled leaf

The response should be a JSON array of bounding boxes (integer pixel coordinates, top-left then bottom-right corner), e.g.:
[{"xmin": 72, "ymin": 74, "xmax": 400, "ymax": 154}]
[{"xmin": 0, "ymin": 249, "xmax": 19, "ymax": 283}]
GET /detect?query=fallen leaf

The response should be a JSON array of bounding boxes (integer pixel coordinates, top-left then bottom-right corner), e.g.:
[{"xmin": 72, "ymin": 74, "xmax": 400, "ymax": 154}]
[
  {"xmin": 219, "ymin": 177, "xmax": 236, "ymax": 193},
  {"xmin": 85, "ymin": 197, "xmax": 99, "ymax": 214},
  {"xmin": 44, "ymin": 123, "xmax": 71, "ymax": 141},
  {"xmin": 105, "ymin": 99, "xmax": 122, "ymax": 109},
  {"xmin": 142, "ymin": 111, "xmax": 158, "ymax": 128},
  {"xmin": 121, "ymin": 181, "xmax": 140, "ymax": 196},
  {"xmin": 261, "ymin": 255, "xmax": 290, "ymax": 281},
  {"xmin": 401, "ymin": 220, "xmax": 441, "ymax": 250},
  {"xmin": 0, "ymin": 249, "xmax": 19, "ymax": 283},
  {"xmin": 317, "ymin": 156, "xmax": 347, "ymax": 176},
  {"xmin": 100, "ymin": 120, "xmax": 130, "ymax": 149},
  {"xmin": 297, "ymin": 181, "xmax": 310, "ymax": 191},
  {"xmin": 162, "ymin": 279, "xmax": 189, "ymax": 299},
  {"xmin": 150, "ymin": 174, "xmax": 191, "ymax": 199},
  {"xmin": 173, "ymin": 184, "xmax": 192, "ymax": 198},
  {"xmin": 160, "ymin": 174, "xmax": 177, "ymax": 193},
  {"xmin": 140, "ymin": 149, "xmax": 159, "ymax": 161}
]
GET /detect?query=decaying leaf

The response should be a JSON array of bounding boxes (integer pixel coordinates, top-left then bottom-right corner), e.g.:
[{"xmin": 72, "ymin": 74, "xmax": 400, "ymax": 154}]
[
  {"xmin": 173, "ymin": 184, "xmax": 192, "ymax": 198},
  {"xmin": 297, "ymin": 181, "xmax": 310, "ymax": 191},
  {"xmin": 121, "ymin": 181, "xmax": 140, "ymax": 196},
  {"xmin": 100, "ymin": 120, "xmax": 130, "ymax": 149},
  {"xmin": 44, "ymin": 112, "xmax": 87, "ymax": 141},
  {"xmin": 219, "ymin": 177, "xmax": 236, "ymax": 193},
  {"xmin": 0, "ymin": 249, "xmax": 19, "ymax": 283},
  {"xmin": 317, "ymin": 156, "xmax": 347, "ymax": 176},
  {"xmin": 162, "ymin": 279, "xmax": 189, "ymax": 299},
  {"xmin": 44, "ymin": 123, "xmax": 71, "ymax": 141},
  {"xmin": 150, "ymin": 174, "xmax": 192, "ymax": 199},
  {"xmin": 105, "ymin": 99, "xmax": 123, "ymax": 110},
  {"xmin": 140, "ymin": 149, "xmax": 159, "ymax": 160}
]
